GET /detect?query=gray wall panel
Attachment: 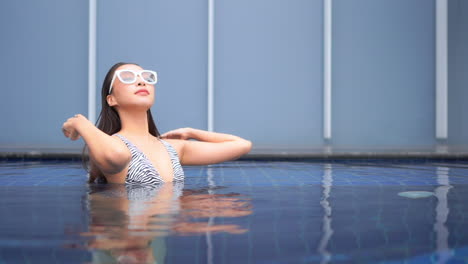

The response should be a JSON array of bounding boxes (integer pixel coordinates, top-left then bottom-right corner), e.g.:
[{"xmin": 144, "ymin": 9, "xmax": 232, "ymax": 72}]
[
  {"xmin": 0, "ymin": 0, "xmax": 88, "ymax": 148},
  {"xmin": 215, "ymin": 0, "xmax": 324, "ymax": 147},
  {"xmin": 448, "ymin": 0, "xmax": 468, "ymax": 145},
  {"xmin": 332, "ymin": 0, "xmax": 436, "ymax": 147}
]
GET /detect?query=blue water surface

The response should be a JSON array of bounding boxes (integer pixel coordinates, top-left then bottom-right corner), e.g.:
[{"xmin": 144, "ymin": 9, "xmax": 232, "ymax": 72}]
[{"xmin": 0, "ymin": 159, "xmax": 467, "ymax": 263}]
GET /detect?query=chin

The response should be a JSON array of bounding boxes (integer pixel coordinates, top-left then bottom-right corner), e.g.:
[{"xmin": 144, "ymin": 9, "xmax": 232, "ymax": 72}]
[
  {"xmin": 135, "ymin": 97, "xmax": 154, "ymax": 106},
  {"xmin": 127, "ymin": 102, "xmax": 153, "ymax": 111}
]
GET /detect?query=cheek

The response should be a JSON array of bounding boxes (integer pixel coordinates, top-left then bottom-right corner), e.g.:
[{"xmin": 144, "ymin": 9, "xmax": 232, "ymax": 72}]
[
  {"xmin": 149, "ymin": 93, "xmax": 156, "ymax": 103},
  {"xmin": 149, "ymin": 86, "xmax": 156, "ymax": 99}
]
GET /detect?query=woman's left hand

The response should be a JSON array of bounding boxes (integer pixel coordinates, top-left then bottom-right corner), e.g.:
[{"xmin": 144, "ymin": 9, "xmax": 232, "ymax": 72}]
[
  {"xmin": 163, "ymin": 128, "xmax": 252, "ymax": 165},
  {"xmin": 161, "ymin": 128, "xmax": 193, "ymax": 140}
]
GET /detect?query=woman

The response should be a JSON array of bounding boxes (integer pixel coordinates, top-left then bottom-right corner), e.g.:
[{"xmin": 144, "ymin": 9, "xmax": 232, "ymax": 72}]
[{"xmin": 62, "ymin": 62, "xmax": 252, "ymax": 184}]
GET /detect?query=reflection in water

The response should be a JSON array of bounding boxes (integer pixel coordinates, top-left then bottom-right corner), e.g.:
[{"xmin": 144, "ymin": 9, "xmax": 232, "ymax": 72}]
[
  {"xmin": 83, "ymin": 182, "xmax": 252, "ymax": 264},
  {"xmin": 434, "ymin": 166, "xmax": 453, "ymax": 263},
  {"xmin": 318, "ymin": 164, "xmax": 333, "ymax": 264},
  {"xmin": 206, "ymin": 166, "xmax": 215, "ymax": 264}
]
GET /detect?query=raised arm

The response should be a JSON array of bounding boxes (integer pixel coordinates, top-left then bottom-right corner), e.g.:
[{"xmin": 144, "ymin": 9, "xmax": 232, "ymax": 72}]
[
  {"xmin": 62, "ymin": 114, "xmax": 130, "ymax": 174},
  {"xmin": 161, "ymin": 128, "xmax": 252, "ymax": 166}
]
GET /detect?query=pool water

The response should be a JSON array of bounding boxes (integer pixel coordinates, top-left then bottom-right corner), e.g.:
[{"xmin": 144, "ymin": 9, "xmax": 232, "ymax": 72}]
[{"xmin": 0, "ymin": 159, "xmax": 467, "ymax": 263}]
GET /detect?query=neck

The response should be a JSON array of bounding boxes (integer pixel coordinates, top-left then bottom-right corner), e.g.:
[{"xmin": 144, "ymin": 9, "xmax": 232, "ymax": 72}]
[{"xmin": 118, "ymin": 108, "xmax": 151, "ymax": 137}]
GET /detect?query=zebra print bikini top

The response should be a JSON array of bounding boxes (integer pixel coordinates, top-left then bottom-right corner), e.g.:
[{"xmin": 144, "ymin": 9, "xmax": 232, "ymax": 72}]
[{"xmin": 114, "ymin": 134, "xmax": 185, "ymax": 185}]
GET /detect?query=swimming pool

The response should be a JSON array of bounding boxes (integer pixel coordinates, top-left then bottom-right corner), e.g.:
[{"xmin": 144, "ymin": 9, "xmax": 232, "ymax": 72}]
[{"xmin": 0, "ymin": 159, "xmax": 467, "ymax": 263}]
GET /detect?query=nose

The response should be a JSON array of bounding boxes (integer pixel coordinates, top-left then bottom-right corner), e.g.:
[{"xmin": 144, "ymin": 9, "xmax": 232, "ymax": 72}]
[{"xmin": 136, "ymin": 74, "xmax": 146, "ymax": 86}]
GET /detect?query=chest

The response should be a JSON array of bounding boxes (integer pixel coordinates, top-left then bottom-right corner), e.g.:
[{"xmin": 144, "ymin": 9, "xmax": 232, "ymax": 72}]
[
  {"xmin": 106, "ymin": 136, "xmax": 184, "ymax": 184},
  {"xmin": 138, "ymin": 142, "xmax": 174, "ymax": 182}
]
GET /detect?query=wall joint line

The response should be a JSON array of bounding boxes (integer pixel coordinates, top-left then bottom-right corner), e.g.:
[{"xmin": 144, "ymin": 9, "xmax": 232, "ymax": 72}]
[
  {"xmin": 88, "ymin": 0, "xmax": 97, "ymax": 124},
  {"xmin": 324, "ymin": 0, "xmax": 332, "ymax": 140},
  {"xmin": 436, "ymin": 0, "xmax": 448, "ymax": 139}
]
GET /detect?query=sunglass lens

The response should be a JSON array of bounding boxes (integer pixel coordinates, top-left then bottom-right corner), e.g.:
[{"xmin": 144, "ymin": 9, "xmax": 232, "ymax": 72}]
[
  {"xmin": 118, "ymin": 70, "xmax": 136, "ymax": 83},
  {"xmin": 142, "ymin": 71, "xmax": 157, "ymax": 84}
]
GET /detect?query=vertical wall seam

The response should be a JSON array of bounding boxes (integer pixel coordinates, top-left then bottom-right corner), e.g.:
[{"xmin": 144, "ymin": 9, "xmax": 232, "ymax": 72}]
[
  {"xmin": 436, "ymin": 0, "xmax": 448, "ymax": 139},
  {"xmin": 88, "ymin": 0, "xmax": 97, "ymax": 124},
  {"xmin": 208, "ymin": 0, "xmax": 215, "ymax": 132},
  {"xmin": 324, "ymin": 0, "xmax": 332, "ymax": 140}
]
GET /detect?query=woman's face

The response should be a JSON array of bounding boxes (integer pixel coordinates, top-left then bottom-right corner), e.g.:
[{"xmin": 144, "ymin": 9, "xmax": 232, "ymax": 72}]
[{"xmin": 106, "ymin": 64, "xmax": 156, "ymax": 110}]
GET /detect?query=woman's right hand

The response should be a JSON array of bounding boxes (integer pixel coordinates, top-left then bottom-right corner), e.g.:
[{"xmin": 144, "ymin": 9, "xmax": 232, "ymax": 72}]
[
  {"xmin": 61, "ymin": 114, "xmax": 130, "ymax": 179},
  {"xmin": 62, "ymin": 114, "xmax": 85, "ymax": 141}
]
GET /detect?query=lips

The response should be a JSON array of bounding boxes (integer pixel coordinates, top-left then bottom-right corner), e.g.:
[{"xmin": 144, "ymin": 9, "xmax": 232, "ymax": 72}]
[{"xmin": 135, "ymin": 89, "xmax": 149, "ymax": 95}]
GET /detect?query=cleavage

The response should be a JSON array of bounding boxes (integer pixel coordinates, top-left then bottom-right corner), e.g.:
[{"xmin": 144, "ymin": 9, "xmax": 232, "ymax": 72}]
[{"xmin": 137, "ymin": 140, "xmax": 174, "ymax": 181}]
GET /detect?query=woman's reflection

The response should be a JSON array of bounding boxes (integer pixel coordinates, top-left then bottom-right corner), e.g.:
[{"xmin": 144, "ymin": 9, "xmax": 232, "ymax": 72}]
[{"xmin": 82, "ymin": 183, "xmax": 252, "ymax": 263}]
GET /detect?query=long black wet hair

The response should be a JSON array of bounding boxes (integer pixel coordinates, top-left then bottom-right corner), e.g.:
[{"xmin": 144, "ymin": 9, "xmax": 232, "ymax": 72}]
[{"xmin": 84, "ymin": 62, "xmax": 161, "ymax": 183}]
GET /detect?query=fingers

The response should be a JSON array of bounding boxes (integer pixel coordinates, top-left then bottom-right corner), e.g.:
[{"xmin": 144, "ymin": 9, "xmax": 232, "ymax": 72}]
[
  {"xmin": 62, "ymin": 126, "xmax": 74, "ymax": 139},
  {"xmin": 162, "ymin": 129, "xmax": 177, "ymax": 136},
  {"xmin": 62, "ymin": 127, "xmax": 69, "ymax": 138},
  {"xmin": 62, "ymin": 115, "xmax": 82, "ymax": 141},
  {"xmin": 161, "ymin": 133, "xmax": 180, "ymax": 139},
  {"xmin": 161, "ymin": 130, "xmax": 177, "ymax": 138},
  {"xmin": 62, "ymin": 126, "xmax": 80, "ymax": 141},
  {"xmin": 70, "ymin": 130, "xmax": 81, "ymax": 141},
  {"xmin": 162, "ymin": 128, "xmax": 191, "ymax": 140}
]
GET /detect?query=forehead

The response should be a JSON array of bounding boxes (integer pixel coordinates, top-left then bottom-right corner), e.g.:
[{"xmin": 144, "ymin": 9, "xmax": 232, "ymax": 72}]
[{"xmin": 116, "ymin": 64, "xmax": 143, "ymax": 72}]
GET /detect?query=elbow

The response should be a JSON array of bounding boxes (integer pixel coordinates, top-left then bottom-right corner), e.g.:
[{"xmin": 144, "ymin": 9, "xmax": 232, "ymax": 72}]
[
  {"xmin": 240, "ymin": 139, "xmax": 252, "ymax": 155},
  {"xmin": 106, "ymin": 147, "xmax": 130, "ymax": 173},
  {"xmin": 94, "ymin": 146, "xmax": 130, "ymax": 175}
]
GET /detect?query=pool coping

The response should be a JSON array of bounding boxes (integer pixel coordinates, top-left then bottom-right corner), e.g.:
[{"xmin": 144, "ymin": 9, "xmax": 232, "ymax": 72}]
[{"xmin": 2, "ymin": 151, "xmax": 468, "ymax": 161}]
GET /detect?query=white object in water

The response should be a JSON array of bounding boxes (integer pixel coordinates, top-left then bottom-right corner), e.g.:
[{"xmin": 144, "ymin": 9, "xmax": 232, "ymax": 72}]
[{"xmin": 398, "ymin": 191, "xmax": 434, "ymax": 199}]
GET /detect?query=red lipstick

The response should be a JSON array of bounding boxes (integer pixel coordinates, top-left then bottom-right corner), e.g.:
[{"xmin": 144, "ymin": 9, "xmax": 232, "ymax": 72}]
[{"xmin": 135, "ymin": 89, "xmax": 149, "ymax": 95}]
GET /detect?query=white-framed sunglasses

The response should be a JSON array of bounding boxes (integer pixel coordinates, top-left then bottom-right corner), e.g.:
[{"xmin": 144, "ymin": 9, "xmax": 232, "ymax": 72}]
[{"xmin": 109, "ymin": 69, "xmax": 158, "ymax": 94}]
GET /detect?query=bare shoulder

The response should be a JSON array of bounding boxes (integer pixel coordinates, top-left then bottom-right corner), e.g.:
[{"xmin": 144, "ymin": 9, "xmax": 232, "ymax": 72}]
[
  {"xmin": 161, "ymin": 138, "xmax": 185, "ymax": 154},
  {"xmin": 110, "ymin": 134, "xmax": 130, "ymax": 151}
]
